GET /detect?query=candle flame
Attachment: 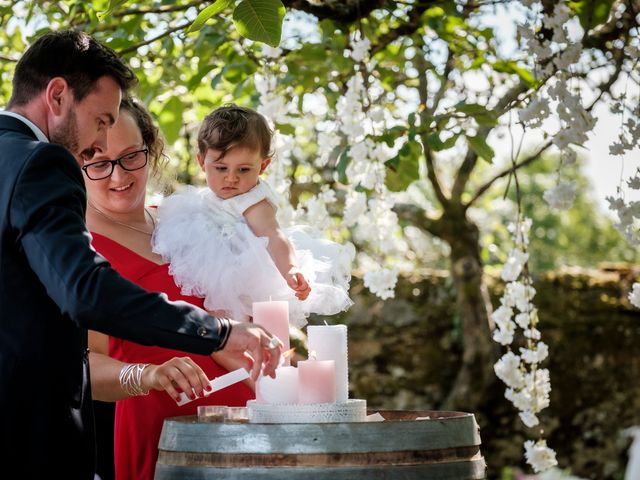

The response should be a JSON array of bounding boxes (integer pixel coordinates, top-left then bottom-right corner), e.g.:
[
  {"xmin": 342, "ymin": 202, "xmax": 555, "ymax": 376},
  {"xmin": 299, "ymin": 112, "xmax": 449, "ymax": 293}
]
[{"xmin": 283, "ymin": 347, "xmax": 296, "ymax": 359}]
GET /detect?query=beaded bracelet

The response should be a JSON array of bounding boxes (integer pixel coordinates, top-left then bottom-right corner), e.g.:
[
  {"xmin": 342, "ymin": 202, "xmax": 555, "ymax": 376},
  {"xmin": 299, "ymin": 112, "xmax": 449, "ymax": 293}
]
[{"xmin": 119, "ymin": 363, "xmax": 150, "ymax": 397}]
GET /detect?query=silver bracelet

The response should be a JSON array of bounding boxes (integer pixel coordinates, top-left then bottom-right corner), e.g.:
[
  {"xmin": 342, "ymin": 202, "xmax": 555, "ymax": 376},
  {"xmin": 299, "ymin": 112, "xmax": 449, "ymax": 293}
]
[{"xmin": 118, "ymin": 363, "xmax": 150, "ymax": 397}]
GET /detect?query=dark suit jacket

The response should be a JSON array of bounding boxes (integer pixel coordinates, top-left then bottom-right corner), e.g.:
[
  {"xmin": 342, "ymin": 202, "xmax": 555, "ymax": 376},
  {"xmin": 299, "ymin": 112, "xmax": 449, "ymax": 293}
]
[{"xmin": 0, "ymin": 115, "xmax": 224, "ymax": 479}]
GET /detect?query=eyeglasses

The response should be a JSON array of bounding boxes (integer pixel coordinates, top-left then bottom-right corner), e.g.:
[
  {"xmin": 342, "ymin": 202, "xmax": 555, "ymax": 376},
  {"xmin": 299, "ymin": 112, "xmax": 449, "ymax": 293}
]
[{"xmin": 82, "ymin": 148, "xmax": 149, "ymax": 180}]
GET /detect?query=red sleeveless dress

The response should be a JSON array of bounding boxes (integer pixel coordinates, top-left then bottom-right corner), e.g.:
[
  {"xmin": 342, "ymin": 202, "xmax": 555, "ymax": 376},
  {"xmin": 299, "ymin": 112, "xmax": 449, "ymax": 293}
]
[{"xmin": 91, "ymin": 232, "xmax": 254, "ymax": 480}]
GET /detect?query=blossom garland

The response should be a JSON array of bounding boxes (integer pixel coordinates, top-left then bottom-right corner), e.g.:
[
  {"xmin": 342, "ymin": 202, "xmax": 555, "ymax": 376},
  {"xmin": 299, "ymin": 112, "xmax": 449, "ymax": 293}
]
[
  {"xmin": 493, "ymin": 216, "xmax": 557, "ymax": 473},
  {"xmin": 517, "ymin": 0, "xmax": 593, "ymax": 213}
]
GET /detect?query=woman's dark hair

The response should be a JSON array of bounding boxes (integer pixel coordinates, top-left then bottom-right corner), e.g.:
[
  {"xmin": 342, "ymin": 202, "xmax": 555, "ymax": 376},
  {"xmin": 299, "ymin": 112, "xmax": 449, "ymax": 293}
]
[
  {"xmin": 197, "ymin": 104, "xmax": 273, "ymax": 159},
  {"xmin": 120, "ymin": 97, "xmax": 167, "ymax": 177},
  {"xmin": 9, "ymin": 29, "xmax": 136, "ymax": 107}
]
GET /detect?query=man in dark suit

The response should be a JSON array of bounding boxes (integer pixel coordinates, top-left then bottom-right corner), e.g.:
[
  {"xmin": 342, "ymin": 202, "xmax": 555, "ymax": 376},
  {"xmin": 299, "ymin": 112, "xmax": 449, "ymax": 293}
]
[{"xmin": 0, "ymin": 30, "xmax": 281, "ymax": 479}]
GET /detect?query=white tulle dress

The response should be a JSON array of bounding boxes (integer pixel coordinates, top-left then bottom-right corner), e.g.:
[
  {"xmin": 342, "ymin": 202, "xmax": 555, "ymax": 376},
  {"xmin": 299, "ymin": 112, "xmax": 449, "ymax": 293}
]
[{"xmin": 151, "ymin": 181, "xmax": 354, "ymax": 327}]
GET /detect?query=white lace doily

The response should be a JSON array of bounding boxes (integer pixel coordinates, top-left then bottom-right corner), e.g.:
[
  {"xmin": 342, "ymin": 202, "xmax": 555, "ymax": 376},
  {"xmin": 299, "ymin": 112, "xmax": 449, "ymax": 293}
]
[{"xmin": 247, "ymin": 399, "xmax": 367, "ymax": 424}]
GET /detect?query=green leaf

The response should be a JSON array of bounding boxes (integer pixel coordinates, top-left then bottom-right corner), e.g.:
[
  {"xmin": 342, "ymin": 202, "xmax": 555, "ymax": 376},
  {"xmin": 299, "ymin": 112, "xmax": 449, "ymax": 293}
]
[
  {"xmin": 427, "ymin": 132, "xmax": 459, "ymax": 151},
  {"xmin": 157, "ymin": 96, "xmax": 184, "ymax": 144},
  {"xmin": 275, "ymin": 123, "xmax": 296, "ymax": 136},
  {"xmin": 568, "ymin": 0, "xmax": 614, "ymax": 31},
  {"xmin": 493, "ymin": 60, "xmax": 536, "ymax": 88},
  {"xmin": 97, "ymin": 0, "xmax": 129, "ymax": 20},
  {"xmin": 188, "ymin": 0, "xmax": 233, "ymax": 33},
  {"xmin": 375, "ymin": 126, "xmax": 407, "ymax": 147},
  {"xmin": 455, "ymin": 102, "xmax": 498, "ymax": 127},
  {"xmin": 233, "ymin": 0, "xmax": 285, "ymax": 47},
  {"xmin": 467, "ymin": 135, "xmax": 494, "ymax": 163},
  {"xmin": 337, "ymin": 148, "xmax": 350, "ymax": 184},
  {"xmin": 384, "ymin": 140, "xmax": 422, "ymax": 192}
]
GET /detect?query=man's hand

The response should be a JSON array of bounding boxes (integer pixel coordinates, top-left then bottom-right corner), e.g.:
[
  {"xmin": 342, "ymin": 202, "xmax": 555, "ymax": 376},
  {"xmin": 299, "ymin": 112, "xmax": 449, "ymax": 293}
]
[{"xmin": 216, "ymin": 320, "xmax": 283, "ymax": 381}]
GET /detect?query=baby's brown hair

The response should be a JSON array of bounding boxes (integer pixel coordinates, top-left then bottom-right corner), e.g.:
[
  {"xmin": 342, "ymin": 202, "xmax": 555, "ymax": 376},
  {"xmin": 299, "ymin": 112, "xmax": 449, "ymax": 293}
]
[{"xmin": 197, "ymin": 104, "xmax": 273, "ymax": 160}]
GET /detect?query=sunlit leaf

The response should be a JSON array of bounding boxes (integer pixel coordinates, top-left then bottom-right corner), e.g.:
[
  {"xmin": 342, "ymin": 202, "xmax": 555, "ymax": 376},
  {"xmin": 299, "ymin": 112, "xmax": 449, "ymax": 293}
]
[
  {"xmin": 96, "ymin": 0, "xmax": 129, "ymax": 20},
  {"xmin": 427, "ymin": 132, "xmax": 459, "ymax": 151},
  {"xmin": 233, "ymin": 0, "xmax": 285, "ymax": 47},
  {"xmin": 188, "ymin": 0, "xmax": 233, "ymax": 33},
  {"xmin": 467, "ymin": 135, "xmax": 494, "ymax": 163},
  {"xmin": 385, "ymin": 140, "xmax": 422, "ymax": 191},
  {"xmin": 568, "ymin": 0, "xmax": 614, "ymax": 31},
  {"xmin": 157, "ymin": 96, "xmax": 184, "ymax": 144}
]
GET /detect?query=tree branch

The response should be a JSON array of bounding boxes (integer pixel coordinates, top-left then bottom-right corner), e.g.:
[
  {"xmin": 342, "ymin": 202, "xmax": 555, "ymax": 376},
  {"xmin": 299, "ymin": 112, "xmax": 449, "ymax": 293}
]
[
  {"xmin": 117, "ymin": 22, "xmax": 191, "ymax": 56},
  {"xmin": 467, "ymin": 51, "xmax": 627, "ymax": 207},
  {"xmin": 416, "ymin": 38, "xmax": 449, "ymax": 208},
  {"xmin": 0, "ymin": 54, "xmax": 18, "ymax": 62},
  {"xmin": 451, "ymin": 149, "xmax": 479, "ymax": 202},
  {"xmin": 426, "ymin": 52, "xmax": 453, "ymax": 118},
  {"xmin": 371, "ymin": 2, "xmax": 434, "ymax": 56},
  {"xmin": 393, "ymin": 203, "xmax": 442, "ymax": 237},
  {"xmin": 111, "ymin": 0, "xmax": 202, "ymax": 18},
  {"xmin": 282, "ymin": 0, "xmax": 386, "ymax": 24}
]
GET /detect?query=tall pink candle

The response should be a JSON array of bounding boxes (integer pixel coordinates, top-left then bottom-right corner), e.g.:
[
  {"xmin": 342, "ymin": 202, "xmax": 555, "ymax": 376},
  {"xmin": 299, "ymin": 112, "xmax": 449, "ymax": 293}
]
[
  {"xmin": 307, "ymin": 325, "xmax": 348, "ymax": 402},
  {"xmin": 297, "ymin": 358, "xmax": 336, "ymax": 404},
  {"xmin": 252, "ymin": 300, "xmax": 291, "ymax": 365}
]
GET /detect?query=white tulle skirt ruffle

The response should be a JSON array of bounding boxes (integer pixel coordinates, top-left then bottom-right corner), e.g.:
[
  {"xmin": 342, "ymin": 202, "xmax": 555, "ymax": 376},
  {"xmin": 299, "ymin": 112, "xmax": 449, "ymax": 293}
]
[{"xmin": 152, "ymin": 188, "xmax": 354, "ymax": 328}]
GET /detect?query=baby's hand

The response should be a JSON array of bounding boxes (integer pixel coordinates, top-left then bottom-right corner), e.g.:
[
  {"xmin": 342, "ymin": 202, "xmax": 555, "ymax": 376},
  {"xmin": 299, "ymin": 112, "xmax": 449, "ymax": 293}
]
[{"xmin": 286, "ymin": 270, "xmax": 311, "ymax": 300}]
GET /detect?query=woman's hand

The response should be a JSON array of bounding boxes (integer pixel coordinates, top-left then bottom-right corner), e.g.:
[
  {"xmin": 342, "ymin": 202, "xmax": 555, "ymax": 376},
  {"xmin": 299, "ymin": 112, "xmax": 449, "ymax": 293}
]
[
  {"xmin": 286, "ymin": 269, "xmax": 311, "ymax": 300},
  {"xmin": 141, "ymin": 356, "xmax": 212, "ymax": 403}
]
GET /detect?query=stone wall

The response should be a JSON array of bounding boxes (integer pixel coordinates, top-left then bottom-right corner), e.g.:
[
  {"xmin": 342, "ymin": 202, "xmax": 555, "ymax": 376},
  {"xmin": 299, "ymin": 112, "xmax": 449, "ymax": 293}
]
[{"xmin": 314, "ymin": 264, "xmax": 640, "ymax": 479}]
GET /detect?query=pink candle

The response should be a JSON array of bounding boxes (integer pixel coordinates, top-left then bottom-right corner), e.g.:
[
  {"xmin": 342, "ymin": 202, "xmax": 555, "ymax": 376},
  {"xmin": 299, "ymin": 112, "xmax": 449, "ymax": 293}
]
[
  {"xmin": 297, "ymin": 358, "xmax": 336, "ymax": 404},
  {"xmin": 252, "ymin": 300, "xmax": 291, "ymax": 365}
]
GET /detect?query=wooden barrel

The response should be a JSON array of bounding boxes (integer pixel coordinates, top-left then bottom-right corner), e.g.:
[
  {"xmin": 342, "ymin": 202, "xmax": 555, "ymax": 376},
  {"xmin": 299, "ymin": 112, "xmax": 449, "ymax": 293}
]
[{"xmin": 155, "ymin": 410, "xmax": 486, "ymax": 479}]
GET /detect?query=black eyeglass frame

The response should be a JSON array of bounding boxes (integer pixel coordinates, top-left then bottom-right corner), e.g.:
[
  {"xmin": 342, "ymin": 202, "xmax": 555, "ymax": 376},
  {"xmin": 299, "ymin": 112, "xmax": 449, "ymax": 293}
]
[{"xmin": 81, "ymin": 148, "xmax": 149, "ymax": 180}]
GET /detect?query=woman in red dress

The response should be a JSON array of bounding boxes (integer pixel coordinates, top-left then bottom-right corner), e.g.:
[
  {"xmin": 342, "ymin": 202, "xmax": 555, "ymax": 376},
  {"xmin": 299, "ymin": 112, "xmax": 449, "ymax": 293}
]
[{"xmin": 83, "ymin": 97, "xmax": 255, "ymax": 480}]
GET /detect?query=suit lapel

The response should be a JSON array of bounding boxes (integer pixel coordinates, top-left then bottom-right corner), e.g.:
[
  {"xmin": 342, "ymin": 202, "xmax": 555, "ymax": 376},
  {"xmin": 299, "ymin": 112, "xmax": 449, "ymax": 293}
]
[{"xmin": 0, "ymin": 114, "xmax": 40, "ymax": 140}]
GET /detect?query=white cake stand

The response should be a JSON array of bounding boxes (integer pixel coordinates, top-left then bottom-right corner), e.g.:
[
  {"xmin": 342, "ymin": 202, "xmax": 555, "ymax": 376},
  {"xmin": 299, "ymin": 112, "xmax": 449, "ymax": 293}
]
[{"xmin": 247, "ymin": 399, "xmax": 367, "ymax": 424}]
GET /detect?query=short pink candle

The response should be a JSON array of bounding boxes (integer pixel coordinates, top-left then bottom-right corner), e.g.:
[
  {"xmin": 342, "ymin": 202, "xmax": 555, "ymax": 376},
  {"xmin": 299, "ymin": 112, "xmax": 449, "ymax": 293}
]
[
  {"xmin": 255, "ymin": 366, "xmax": 299, "ymax": 404},
  {"xmin": 297, "ymin": 359, "xmax": 336, "ymax": 404}
]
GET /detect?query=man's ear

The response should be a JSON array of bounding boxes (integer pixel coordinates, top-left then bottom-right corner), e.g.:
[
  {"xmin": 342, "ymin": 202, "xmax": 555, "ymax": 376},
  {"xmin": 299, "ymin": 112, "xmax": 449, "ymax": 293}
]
[
  {"xmin": 259, "ymin": 157, "xmax": 271, "ymax": 174},
  {"xmin": 196, "ymin": 152, "xmax": 205, "ymax": 169},
  {"xmin": 45, "ymin": 77, "xmax": 70, "ymax": 116}
]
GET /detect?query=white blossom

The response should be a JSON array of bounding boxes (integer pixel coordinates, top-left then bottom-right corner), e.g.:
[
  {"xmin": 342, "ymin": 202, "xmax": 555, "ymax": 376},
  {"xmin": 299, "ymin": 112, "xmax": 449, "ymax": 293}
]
[
  {"xmin": 343, "ymin": 191, "xmax": 368, "ymax": 228},
  {"xmin": 519, "ymin": 97, "xmax": 550, "ymax": 127},
  {"xmin": 629, "ymin": 283, "xmax": 640, "ymax": 309},
  {"xmin": 543, "ymin": 181, "xmax": 577, "ymax": 211},
  {"xmin": 349, "ymin": 35, "xmax": 371, "ymax": 63},
  {"xmin": 503, "ymin": 281, "xmax": 536, "ymax": 312},
  {"xmin": 520, "ymin": 411, "xmax": 540, "ymax": 428},
  {"xmin": 363, "ymin": 268, "xmax": 398, "ymax": 300},
  {"xmin": 262, "ymin": 45, "xmax": 283, "ymax": 59},
  {"xmin": 543, "ymin": 2, "xmax": 571, "ymax": 30},
  {"xmin": 515, "ymin": 312, "xmax": 532, "ymax": 329},
  {"xmin": 520, "ymin": 342, "xmax": 549, "ymax": 364},
  {"xmin": 524, "ymin": 440, "xmax": 558, "ymax": 473},
  {"xmin": 525, "ymin": 328, "xmax": 542, "ymax": 340},
  {"xmin": 493, "ymin": 321, "xmax": 516, "ymax": 345},
  {"xmin": 492, "ymin": 305, "xmax": 514, "ymax": 327},
  {"xmin": 560, "ymin": 148, "xmax": 577, "ymax": 166},
  {"xmin": 502, "ymin": 249, "xmax": 529, "ymax": 282},
  {"xmin": 315, "ymin": 129, "xmax": 341, "ymax": 168},
  {"xmin": 494, "ymin": 352, "xmax": 524, "ymax": 389}
]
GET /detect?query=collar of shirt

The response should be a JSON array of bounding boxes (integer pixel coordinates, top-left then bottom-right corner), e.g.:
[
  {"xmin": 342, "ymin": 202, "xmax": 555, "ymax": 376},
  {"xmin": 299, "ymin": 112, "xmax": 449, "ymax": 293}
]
[{"xmin": 0, "ymin": 111, "xmax": 49, "ymax": 143}]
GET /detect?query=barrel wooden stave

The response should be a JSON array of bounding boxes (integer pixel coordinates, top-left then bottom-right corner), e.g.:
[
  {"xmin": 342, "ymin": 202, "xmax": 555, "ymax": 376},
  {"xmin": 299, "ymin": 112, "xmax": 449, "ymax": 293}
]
[
  {"xmin": 155, "ymin": 410, "xmax": 486, "ymax": 480},
  {"xmin": 155, "ymin": 461, "xmax": 487, "ymax": 480}
]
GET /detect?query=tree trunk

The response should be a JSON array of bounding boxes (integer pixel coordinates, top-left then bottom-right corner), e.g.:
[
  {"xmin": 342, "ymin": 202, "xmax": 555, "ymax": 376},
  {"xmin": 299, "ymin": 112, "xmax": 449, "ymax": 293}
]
[{"xmin": 439, "ymin": 217, "xmax": 499, "ymax": 412}]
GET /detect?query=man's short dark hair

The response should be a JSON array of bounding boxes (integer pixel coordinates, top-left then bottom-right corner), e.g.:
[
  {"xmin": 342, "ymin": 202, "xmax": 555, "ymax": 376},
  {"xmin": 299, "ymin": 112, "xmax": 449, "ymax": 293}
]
[{"xmin": 8, "ymin": 29, "xmax": 137, "ymax": 107}]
